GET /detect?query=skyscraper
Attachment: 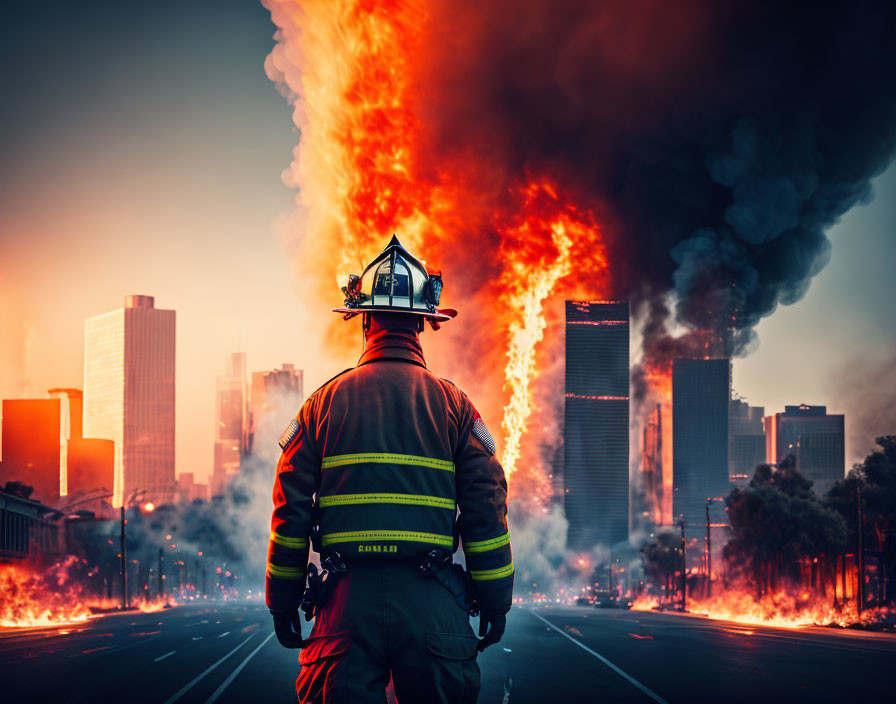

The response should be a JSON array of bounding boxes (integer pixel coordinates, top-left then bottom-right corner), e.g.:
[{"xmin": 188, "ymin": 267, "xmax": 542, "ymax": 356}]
[
  {"xmin": 83, "ymin": 295, "xmax": 175, "ymax": 507},
  {"xmin": 564, "ymin": 300, "xmax": 629, "ymax": 550},
  {"xmin": 249, "ymin": 364, "xmax": 303, "ymax": 452},
  {"xmin": 672, "ymin": 359, "xmax": 730, "ymax": 529},
  {"xmin": 641, "ymin": 403, "xmax": 664, "ymax": 526},
  {"xmin": 764, "ymin": 404, "xmax": 845, "ymax": 494},
  {"xmin": 47, "ymin": 388, "xmax": 82, "ymax": 497},
  {"xmin": 211, "ymin": 353, "xmax": 250, "ymax": 497},
  {"xmin": 729, "ymin": 398, "xmax": 765, "ymax": 487}
]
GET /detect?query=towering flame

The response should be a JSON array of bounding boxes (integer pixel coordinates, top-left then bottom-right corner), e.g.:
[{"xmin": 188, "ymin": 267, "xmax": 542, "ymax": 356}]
[{"xmin": 264, "ymin": 0, "xmax": 611, "ymax": 496}]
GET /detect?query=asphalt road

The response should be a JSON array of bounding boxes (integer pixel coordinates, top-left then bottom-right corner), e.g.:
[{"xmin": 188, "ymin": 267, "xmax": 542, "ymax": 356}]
[{"xmin": 1, "ymin": 602, "xmax": 894, "ymax": 703}]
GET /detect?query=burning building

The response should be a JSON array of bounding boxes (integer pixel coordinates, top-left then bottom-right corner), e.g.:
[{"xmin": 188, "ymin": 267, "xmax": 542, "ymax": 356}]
[
  {"xmin": 83, "ymin": 295, "xmax": 176, "ymax": 507},
  {"xmin": 564, "ymin": 301, "xmax": 629, "ymax": 550}
]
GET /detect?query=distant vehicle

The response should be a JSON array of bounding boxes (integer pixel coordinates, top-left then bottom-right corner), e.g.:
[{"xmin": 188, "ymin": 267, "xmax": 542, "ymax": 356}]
[
  {"xmin": 594, "ymin": 590, "xmax": 632, "ymax": 609},
  {"xmin": 575, "ymin": 596, "xmax": 594, "ymax": 606}
]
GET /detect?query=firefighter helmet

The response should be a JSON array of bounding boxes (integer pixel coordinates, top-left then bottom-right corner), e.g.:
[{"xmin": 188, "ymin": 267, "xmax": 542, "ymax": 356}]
[{"xmin": 333, "ymin": 235, "xmax": 457, "ymax": 322}]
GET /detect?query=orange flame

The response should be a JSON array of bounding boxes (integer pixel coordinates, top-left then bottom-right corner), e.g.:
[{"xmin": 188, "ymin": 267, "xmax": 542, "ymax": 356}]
[
  {"xmin": 266, "ymin": 1, "xmax": 610, "ymax": 499},
  {"xmin": 0, "ymin": 560, "xmax": 91, "ymax": 628}
]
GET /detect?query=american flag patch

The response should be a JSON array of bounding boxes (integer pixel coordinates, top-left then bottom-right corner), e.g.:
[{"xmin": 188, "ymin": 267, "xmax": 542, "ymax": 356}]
[
  {"xmin": 472, "ymin": 418, "xmax": 496, "ymax": 456},
  {"xmin": 279, "ymin": 419, "xmax": 300, "ymax": 451}
]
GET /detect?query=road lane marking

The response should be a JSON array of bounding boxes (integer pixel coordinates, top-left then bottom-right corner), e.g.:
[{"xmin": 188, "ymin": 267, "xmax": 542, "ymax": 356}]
[
  {"xmin": 218, "ymin": 632, "xmax": 230, "ymax": 638},
  {"xmin": 155, "ymin": 651, "xmax": 176, "ymax": 662},
  {"xmin": 204, "ymin": 632, "xmax": 275, "ymax": 704},
  {"xmin": 162, "ymin": 633, "xmax": 254, "ymax": 704},
  {"xmin": 529, "ymin": 610, "xmax": 670, "ymax": 704}
]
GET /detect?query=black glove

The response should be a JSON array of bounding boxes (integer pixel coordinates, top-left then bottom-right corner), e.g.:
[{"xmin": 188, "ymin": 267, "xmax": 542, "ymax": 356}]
[
  {"xmin": 477, "ymin": 609, "xmax": 507, "ymax": 651},
  {"xmin": 271, "ymin": 610, "xmax": 305, "ymax": 649}
]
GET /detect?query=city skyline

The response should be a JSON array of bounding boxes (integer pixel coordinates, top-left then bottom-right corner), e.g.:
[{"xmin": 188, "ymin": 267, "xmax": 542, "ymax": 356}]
[{"xmin": 1, "ymin": 1, "xmax": 894, "ymax": 487}]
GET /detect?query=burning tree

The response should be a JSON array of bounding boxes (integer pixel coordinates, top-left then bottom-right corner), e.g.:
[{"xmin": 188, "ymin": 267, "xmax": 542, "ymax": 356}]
[
  {"xmin": 724, "ymin": 457, "xmax": 847, "ymax": 601},
  {"xmin": 826, "ymin": 436, "xmax": 896, "ymax": 607}
]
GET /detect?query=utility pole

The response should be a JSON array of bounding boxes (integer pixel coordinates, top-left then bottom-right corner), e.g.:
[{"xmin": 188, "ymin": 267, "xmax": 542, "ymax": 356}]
[
  {"xmin": 678, "ymin": 517, "xmax": 687, "ymax": 611},
  {"xmin": 158, "ymin": 548, "xmax": 165, "ymax": 599},
  {"xmin": 705, "ymin": 500, "xmax": 712, "ymax": 599},
  {"xmin": 857, "ymin": 486, "xmax": 865, "ymax": 614},
  {"xmin": 119, "ymin": 505, "xmax": 129, "ymax": 610}
]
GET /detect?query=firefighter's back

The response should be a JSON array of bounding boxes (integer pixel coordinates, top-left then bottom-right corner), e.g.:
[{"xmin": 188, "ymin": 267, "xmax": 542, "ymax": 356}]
[{"xmin": 297, "ymin": 355, "xmax": 481, "ymax": 704}]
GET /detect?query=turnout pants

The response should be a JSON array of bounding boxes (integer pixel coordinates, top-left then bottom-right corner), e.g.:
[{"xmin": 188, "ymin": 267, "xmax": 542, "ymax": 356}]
[{"xmin": 296, "ymin": 560, "xmax": 480, "ymax": 704}]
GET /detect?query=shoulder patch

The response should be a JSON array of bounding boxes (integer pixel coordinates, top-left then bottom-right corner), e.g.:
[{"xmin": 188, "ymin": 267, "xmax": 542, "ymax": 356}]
[
  {"xmin": 472, "ymin": 418, "xmax": 496, "ymax": 456},
  {"xmin": 278, "ymin": 418, "xmax": 300, "ymax": 451}
]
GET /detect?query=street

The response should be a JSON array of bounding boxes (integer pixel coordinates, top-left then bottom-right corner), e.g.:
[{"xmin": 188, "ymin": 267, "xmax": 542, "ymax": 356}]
[{"xmin": 1, "ymin": 603, "xmax": 894, "ymax": 703}]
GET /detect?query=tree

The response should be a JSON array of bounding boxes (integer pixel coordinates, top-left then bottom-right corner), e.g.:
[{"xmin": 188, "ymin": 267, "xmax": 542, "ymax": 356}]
[
  {"xmin": 724, "ymin": 459, "xmax": 846, "ymax": 598},
  {"xmin": 826, "ymin": 436, "xmax": 896, "ymax": 605},
  {"xmin": 641, "ymin": 528, "xmax": 683, "ymax": 600}
]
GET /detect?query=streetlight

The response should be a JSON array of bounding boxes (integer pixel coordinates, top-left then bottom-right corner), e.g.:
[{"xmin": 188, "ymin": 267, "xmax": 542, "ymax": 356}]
[
  {"xmin": 705, "ymin": 497, "xmax": 725, "ymax": 599},
  {"xmin": 120, "ymin": 489, "xmax": 146, "ymax": 610}
]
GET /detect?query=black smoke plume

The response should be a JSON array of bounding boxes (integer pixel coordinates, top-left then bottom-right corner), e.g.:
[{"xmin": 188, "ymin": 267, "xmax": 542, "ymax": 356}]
[{"xmin": 415, "ymin": 0, "xmax": 896, "ymax": 361}]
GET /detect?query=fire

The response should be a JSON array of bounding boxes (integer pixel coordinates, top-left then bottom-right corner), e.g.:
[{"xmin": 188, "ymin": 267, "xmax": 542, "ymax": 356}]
[
  {"xmin": 632, "ymin": 590, "xmax": 889, "ymax": 630},
  {"xmin": 266, "ymin": 1, "xmax": 610, "ymax": 499},
  {"xmin": 0, "ymin": 560, "xmax": 92, "ymax": 628},
  {"xmin": 496, "ymin": 180, "xmax": 606, "ymax": 482}
]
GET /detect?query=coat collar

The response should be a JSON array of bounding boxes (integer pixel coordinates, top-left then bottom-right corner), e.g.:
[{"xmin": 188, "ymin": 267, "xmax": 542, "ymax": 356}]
[{"xmin": 357, "ymin": 329, "xmax": 427, "ymax": 368}]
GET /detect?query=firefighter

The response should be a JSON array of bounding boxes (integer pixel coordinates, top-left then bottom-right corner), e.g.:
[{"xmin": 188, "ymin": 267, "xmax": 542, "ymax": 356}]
[{"xmin": 266, "ymin": 236, "xmax": 513, "ymax": 704}]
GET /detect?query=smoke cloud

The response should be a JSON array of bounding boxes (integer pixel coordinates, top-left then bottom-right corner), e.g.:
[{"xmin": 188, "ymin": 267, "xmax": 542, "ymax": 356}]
[{"xmin": 413, "ymin": 0, "xmax": 896, "ymax": 357}]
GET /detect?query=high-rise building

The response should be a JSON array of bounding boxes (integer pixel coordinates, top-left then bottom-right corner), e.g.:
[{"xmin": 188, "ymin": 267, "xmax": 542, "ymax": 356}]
[
  {"xmin": 641, "ymin": 403, "xmax": 663, "ymax": 526},
  {"xmin": 47, "ymin": 388, "xmax": 82, "ymax": 496},
  {"xmin": 211, "ymin": 353, "xmax": 250, "ymax": 497},
  {"xmin": 83, "ymin": 295, "xmax": 175, "ymax": 507},
  {"xmin": 672, "ymin": 359, "xmax": 730, "ymax": 529},
  {"xmin": 564, "ymin": 300, "xmax": 629, "ymax": 550},
  {"xmin": 250, "ymin": 363, "xmax": 303, "ymax": 430},
  {"xmin": 0, "ymin": 398, "xmax": 61, "ymax": 502},
  {"xmin": 67, "ymin": 438, "xmax": 114, "ymax": 497},
  {"xmin": 764, "ymin": 404, "xmax": 845, "ymax": 494},
  {"xmin": 729, "ymin": 398, "xmax": 765, "ymax": 487}
]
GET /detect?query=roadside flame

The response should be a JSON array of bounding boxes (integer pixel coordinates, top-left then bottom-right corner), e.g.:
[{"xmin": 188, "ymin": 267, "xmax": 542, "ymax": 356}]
[
  {"xmin": 0, "ymin": 560, "xmax": 91, "ymax": 628},
  {"xmin": 632, "ymin": 591, "xmax": 891, "ymax": 630}
]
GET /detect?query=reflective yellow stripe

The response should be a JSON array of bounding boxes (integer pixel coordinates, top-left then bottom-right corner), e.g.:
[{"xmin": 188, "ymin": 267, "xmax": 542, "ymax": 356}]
[
  {"xmin": 270, "ymin": 531, "xmax": 308, "ymax": 549},
  {"xmin": 321, "ymin": 453, "xmax": 454, "ymax": 472},
  {"xmin": 319, "ymin": 493, "xmax": 455, "ymax": 510},
  {"xmin": 464, "ymin": 532, "xmax": 510, "ymax": 554},
  {"xmin": 267, "ymin": 563, "xmax": 304, "ymax": 579},
  {"xmin": 321, "ymin": 530, "xmax": 453, "ymax": 548},
  {"xmin": 470, "ymin": 561, "xmax": 514, "ymax": 581}
]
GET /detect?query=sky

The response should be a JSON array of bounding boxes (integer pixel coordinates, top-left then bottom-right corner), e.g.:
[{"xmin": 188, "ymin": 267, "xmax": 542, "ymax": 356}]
[{"xmin": 1, "ymin": 0, "xmax": 894, "ymax": 483}]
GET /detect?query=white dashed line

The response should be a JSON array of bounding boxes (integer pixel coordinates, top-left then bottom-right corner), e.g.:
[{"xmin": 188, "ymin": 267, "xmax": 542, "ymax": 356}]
[
  {"xmin": 154, "ymin": 651, "xmax": 176, "ymax": 662},
  {"xmin": 218, "ymin": 632, "xmax": 230, "ymax": 638},
  {"xmin": 529, "ymin": 610, "xmax": 670, "ymax": 704}
]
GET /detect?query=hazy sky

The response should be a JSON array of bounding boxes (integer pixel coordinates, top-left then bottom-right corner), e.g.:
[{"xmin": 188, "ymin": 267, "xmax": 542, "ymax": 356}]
[{"xmin": 1, "ymin": 1, "xmax": 894, "ymax": 482}]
